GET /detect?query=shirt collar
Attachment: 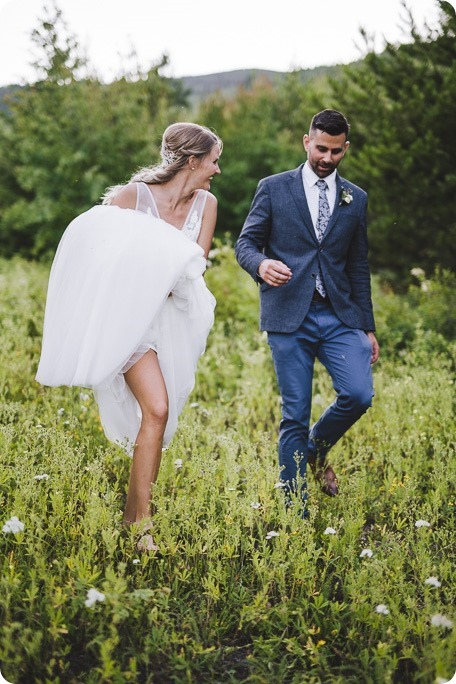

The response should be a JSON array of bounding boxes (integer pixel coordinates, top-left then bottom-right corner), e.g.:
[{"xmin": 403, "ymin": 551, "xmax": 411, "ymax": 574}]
[{"xmin": 303, "ymin": 161, "xmax": 337, "ymax": 190}]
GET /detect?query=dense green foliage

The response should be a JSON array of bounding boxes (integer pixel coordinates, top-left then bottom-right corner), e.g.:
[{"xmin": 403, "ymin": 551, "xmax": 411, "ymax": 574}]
[
  {"xmin": 0, "ymin": 5, "xmax": 188, "ymax": 259},
  {"xmin": 0, "ymin": 2, "xmax": 455, "ymax": 285},
  {"xmin": 329, "ymin": 0, "xmax": 456, "ymax": 281},
  {"xmin": 0, "ymin": 252, "xmax": 455, "ymax": 683}
]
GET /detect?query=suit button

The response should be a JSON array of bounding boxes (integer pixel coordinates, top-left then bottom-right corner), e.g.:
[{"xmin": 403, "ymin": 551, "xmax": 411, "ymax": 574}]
[
  {"xmin": 311, "ymin": 273, "xmax": 316, "ymax": 278},
  {"xmin": 319, "ymin": 247, "xmax": 323, "ymax": 253}
]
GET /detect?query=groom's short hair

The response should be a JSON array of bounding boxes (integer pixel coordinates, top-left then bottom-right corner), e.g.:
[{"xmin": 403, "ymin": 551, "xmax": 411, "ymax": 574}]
[{"xmin": 310, "ymin": 109, "xmax": 350, "ymax": 138}]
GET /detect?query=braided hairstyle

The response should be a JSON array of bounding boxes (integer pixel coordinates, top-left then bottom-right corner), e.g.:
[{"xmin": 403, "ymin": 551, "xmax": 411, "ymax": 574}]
[{"xmin": 102, "ymin": 122, "xmax": 222, "ymax": 205}]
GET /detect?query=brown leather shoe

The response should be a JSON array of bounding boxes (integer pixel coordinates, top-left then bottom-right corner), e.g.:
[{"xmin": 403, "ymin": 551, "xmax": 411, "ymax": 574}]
[
  {"xmin": 308, "ymin": 457, "xmax": 339, "ymax": 496},
  {"xmin": 317, "ymin": 465, "xmax": 339, "ymax": 496}
]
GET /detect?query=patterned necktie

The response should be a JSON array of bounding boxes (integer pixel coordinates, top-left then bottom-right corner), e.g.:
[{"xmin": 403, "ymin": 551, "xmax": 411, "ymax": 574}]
[{"xmin": 315, "ymin": 179, "xmax": 330, "ymax": 297}]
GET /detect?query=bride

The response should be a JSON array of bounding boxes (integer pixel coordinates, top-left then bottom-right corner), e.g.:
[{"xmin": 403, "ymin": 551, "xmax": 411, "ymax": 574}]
[{"xmin": 36, "ymin": 122, "xmax": 222, "ymax": 548}]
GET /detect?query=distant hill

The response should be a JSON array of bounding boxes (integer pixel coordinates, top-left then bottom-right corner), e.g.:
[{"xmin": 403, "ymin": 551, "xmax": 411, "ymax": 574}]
[
  {"xmin": 179, "ymin": 68, "xmax": 284, "ymax": 100},
  {"xmin": 178, "ymin": 64, "xmax": 347, "ymax": 104},
  {"xmin": 0, "ymin": 63, "xmax": 350, "ymax": 111}
]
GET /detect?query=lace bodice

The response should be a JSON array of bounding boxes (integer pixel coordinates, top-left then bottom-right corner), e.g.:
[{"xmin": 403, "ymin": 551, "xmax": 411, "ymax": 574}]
[{"xmin": 135, "ymin": 181, "xmax": 207, "ymax": 242}]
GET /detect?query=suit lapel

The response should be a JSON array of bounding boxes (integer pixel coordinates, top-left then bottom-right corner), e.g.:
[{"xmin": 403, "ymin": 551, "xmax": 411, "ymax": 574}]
[
  {"xmin": 288, "ymin": 166, "xmax": 318, "ymax": 244},
  {"xmin": 287, "ymin": 168, "xmax": 348, "ymax": 243}
]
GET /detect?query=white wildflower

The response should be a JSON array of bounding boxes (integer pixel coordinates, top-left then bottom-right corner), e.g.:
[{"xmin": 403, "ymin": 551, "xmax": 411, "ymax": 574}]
[
  {"xmin": 84, "ymin": 588, "xmax": 106, "ymax": 608},
  {"xmin": 174, "ymin": 459, "xmax": 183, "ymax": 469},
  {"xmin": 2, "ymin": 516, "xmax": 25, "ymax": 534},
  {"xmin": 431, "ymin": 614, "xmax": 453, "ymax": 629},
  {"xmin": 33, "ymin": 474, "xmax": 50, "ymax": 481},
  {"xmin": 80, "ymin": 405, "xmax": 87, "ymax": 412},
  {"xmin": 324, "ymin": 527, "xmax": 337, "ymax": 535},
  {"xmin": 360, "ymin": 548, "xmax": 373, "ymax": 558},
  {"xmin": 79, "ymin": 393, "xmax": 90, "ymax": 401},
  {"xmin": 132, "ymin": 559, "xmax": 140, "ymax": 565},
  {"xmin": 410, "ymin": 267, "xmax": 425, "ymax": 278},
  {"xmin": 265, "ymin": 530, "xmax": 279, "ymax": 540},
  {"xmin": 425, "ymin": 577, "xmax": 442, "ymax": 588},
  {"xmin": 250, "ymin": 502, "xmax": 261, "ymax": 509},
  {"xmin": 375, "ymin": 604, "xmax": 390, "ymax": 615},
  {"xmin": 189, "ymin": 402, "xmax": 199, "ymax": 408},
  {"xmin": 57, "ymin": 408, "xmax": 65, "ymax": 415},
  {"xmin": 415, "ymin": 519, "xmax": 431, "ymax": 528},
  {"xmin": 274, "ymin": 482, "xmax": 286, "ymax": 489},
  {"xmin": 226, "ymin": 487, "xmax": 236, "ymax": 491},
  {"xmin": 340, "ymin": 188, "xmax": 353, "ymax": 204}
]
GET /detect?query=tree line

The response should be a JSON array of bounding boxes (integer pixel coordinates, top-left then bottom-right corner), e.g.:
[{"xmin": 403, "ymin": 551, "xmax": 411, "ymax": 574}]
[{"xmin": 0, "ymin": 1, "xmax": 454, "ymax": 284}]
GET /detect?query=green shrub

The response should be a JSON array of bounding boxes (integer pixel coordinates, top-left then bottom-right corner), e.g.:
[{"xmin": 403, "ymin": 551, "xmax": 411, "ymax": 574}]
[{"xmin": 0, "ymin": 255, "xmax": 454, "ymax": 683}]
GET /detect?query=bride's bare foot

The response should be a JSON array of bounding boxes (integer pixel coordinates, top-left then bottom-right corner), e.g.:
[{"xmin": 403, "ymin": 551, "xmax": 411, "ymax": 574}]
[
  {"xmin": 137, "ymin": 533, "xmax": 158, "ymax": 552},
  {"xmin": 122, "ymin": 517, "xmax": 158, "ymax": 552}
]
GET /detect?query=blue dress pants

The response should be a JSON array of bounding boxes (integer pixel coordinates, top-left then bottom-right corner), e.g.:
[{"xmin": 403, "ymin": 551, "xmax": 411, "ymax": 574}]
[{"xmin": 267, "ymin": 300, "xmax": 374, "ymax": 499}]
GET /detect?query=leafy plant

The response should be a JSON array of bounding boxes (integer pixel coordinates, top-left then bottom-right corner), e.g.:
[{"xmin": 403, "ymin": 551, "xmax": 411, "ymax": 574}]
[{"xmin": 0, "ymin": 254, "xmax": 454, "ymax": 683}]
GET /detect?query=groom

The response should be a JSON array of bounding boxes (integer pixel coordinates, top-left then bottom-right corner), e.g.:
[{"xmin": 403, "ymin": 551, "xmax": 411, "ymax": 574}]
[{"xmin": 235, "ymin": 109, "xmax": 379, "ymax": 510}]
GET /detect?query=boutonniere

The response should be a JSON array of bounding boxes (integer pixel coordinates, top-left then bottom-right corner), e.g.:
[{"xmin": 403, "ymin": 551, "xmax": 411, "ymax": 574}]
[{"xmin": 339, "ymin": 187, "xmax": 353, "ymax": 206}]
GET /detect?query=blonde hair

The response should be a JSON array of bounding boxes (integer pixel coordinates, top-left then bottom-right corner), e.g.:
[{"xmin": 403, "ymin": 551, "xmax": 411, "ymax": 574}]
[{"xmin": 102, "ymin": 122, "xmax": 222, "ymax": 204}]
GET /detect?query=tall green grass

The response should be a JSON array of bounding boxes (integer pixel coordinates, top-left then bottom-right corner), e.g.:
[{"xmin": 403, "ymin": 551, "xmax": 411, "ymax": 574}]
[{"xmin": 0, "ymin": 251, "xmax": 455, "ymax": 683}]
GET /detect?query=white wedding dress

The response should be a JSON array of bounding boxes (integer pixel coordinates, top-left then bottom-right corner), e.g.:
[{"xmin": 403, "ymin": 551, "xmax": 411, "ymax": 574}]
[{"xmin": 36, "ymin": 182, "xmax": 216, "ymax": 454}]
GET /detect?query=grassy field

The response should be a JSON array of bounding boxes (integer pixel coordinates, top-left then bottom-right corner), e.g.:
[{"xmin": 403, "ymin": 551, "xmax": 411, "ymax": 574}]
[{"xmin": 0, "ymin": 250, "xmax": 455, "ymax": 683}]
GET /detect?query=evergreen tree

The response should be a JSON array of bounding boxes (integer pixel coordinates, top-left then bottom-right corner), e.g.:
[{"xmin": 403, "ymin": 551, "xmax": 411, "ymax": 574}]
[
  {"xmin": 0, "ymin": 4, "xmax": 186, "ymax": 257},
  {"xmin": 331, "ymin": 0, "xmax": 456, "ymax": 282}
]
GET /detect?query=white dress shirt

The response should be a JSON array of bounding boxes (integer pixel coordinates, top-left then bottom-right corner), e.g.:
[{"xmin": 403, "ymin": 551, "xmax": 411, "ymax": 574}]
[{"xmin": 302, "ymin": 161, "xmax": 337, "ymax": 239}]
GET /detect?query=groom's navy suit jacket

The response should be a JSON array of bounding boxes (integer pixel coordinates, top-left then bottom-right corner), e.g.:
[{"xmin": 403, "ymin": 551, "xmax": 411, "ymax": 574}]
[{"xmin": 235, "ymin": 164, "xmax": 376, "ymax": 333}]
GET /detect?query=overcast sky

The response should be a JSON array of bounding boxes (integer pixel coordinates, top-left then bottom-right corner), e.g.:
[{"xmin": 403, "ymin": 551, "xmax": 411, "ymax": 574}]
[{"xmin": 0, "ymin": 0, "xmax": 444, "ymax": 87}]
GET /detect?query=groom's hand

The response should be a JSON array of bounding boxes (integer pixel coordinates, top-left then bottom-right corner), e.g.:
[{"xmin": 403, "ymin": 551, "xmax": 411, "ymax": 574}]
[
  {"xmin": 258, "ymin": 259, "xmax": 292, "ymax": 287},
  {"xmin": 367, "ymin": 332, "xmax": 380, "ymax": 364}
]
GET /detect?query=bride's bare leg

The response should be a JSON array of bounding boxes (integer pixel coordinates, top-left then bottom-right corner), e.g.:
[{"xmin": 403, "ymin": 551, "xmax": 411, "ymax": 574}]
[{"xmin": 123, "ymin": 350, "xmax": 168, "ymax": 524}]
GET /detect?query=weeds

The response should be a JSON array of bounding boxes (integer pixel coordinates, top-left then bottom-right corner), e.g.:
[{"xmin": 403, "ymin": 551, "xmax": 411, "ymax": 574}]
[{"xmin": 0, "ymin": 253, "xmax": 454, "ymax": 683}]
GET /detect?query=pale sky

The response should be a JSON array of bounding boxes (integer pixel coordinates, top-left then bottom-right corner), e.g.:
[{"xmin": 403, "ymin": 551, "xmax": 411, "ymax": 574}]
[{"xmin": 0, "ymin": 0, "xmax": 445, "ymax": 87}]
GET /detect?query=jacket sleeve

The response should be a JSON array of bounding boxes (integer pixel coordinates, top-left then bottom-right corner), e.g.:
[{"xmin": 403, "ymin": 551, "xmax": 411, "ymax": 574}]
[
  {"xmin": 234, "ymin": 180, "xmax": 272, "ymax": 282},
  {"xmin": 345, "ymin": 193, "xmax": 376, "ymax": 331}
]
